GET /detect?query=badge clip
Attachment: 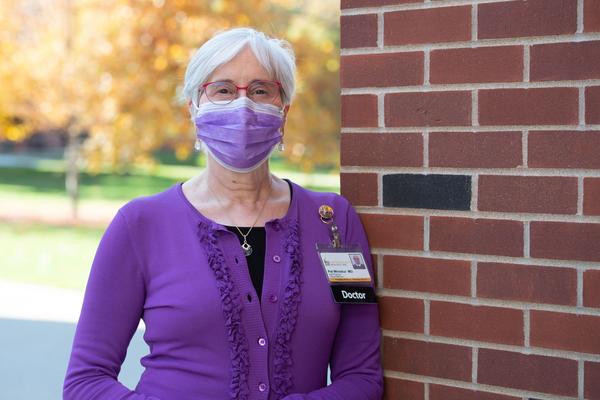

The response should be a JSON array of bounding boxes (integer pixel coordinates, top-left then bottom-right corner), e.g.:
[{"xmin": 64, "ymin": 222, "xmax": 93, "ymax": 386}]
[{"xmin": 319, "ymin": 204, "xmax": 341, "ymax": 248}]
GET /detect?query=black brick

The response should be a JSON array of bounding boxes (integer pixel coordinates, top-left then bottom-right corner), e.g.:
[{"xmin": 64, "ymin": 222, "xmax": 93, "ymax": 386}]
[{"xmin": 383, "ymin": 174, "xmax": 472, "ymax": 210}]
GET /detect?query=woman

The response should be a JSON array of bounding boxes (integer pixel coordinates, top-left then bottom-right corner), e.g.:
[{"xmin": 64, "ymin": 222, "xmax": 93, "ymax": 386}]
[{"xmin": 63, "ymin": 27, "xmax": 383, "ymax": 400}]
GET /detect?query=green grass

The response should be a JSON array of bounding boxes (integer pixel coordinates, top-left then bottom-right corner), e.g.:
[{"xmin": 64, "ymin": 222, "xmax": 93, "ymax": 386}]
[
  {"xmin": 0, "ymin": 150, "xmax": 340, "ymax": 290},
  {"xmin": 0, "ymin": 222, "xmax": 101, "ymax": 290},
  {"xmin": 0, "ymin": 153, "xmax": 339, "ymax": 201}
]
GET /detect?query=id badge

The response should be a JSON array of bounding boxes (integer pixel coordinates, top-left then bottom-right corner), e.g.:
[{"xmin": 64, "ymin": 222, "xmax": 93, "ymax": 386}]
[{"xmin": 316, "ymin": 243, "xmax": 377, "ymax": 304}]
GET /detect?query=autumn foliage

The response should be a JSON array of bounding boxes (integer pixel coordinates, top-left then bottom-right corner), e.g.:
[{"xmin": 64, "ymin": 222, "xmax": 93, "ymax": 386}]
[{"xmin": 0, "ymin": 0, "xmax": 340, "ymax": 172}]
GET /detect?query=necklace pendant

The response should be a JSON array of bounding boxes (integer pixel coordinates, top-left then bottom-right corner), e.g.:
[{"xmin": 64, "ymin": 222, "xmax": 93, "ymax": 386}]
[{"xmin": 242, "ymin": 242, "xmax": 253, "ymax": 257}]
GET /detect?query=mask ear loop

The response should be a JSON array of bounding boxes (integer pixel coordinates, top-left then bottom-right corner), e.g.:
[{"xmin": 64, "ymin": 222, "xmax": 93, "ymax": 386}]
[
  {"xmin": 191, "ymin": 85, "xmax": 209, "ymax": 118},
  {"xmin": 192, "ymin": 88, "xmax": 203, "ymax": 150},
  {"xmin": 191, "ymin": 89, "xmax": 202, "ymax": 114}
]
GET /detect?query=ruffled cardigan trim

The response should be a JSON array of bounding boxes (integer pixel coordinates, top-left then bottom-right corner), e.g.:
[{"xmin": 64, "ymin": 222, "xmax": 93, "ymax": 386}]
[
  {"xmin": 196, "ymin": 218, "xmax": 302, "ymax": 400},
  {"xmin": 272, "ymin": 219, "xmax": 302, "ymax": 398},
  {"xmin": 197, "ymin": 221, "xmax": 250, "ymax": 400}
]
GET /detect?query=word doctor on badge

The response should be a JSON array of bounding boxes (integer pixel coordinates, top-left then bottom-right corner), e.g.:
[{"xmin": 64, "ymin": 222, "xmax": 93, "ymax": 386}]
[{"xmin": 315, "ymin": 205, "xmax": 377, "ymax": 304}]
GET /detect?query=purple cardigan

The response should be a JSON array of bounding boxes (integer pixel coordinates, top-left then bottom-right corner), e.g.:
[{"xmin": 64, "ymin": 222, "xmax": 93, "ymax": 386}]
[{"xmin": 63, "ymin": 180, "xmax": 383, "ymax": 400}]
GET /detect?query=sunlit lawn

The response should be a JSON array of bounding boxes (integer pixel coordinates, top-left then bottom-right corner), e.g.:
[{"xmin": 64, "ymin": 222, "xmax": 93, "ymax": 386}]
[
  {"xmin": 0, "ymin": 153, "xmax": 340, "ymax": 201},
  {"xmin": 0, "ymin": 151, "xmax": 340, "ymax": 290},
  {"xmin": 0, "ymin": 222, "xmax": 101, "ymax": 291}
]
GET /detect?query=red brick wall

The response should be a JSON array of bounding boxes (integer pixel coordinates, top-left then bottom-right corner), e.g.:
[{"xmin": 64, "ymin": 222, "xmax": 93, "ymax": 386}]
[{"xmin": 339, "ymin": 1, "xmax": 600, "ymax": 399}]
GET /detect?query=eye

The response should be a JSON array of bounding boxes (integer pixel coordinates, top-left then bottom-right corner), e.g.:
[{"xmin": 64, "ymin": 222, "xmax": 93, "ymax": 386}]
[
  {"xmin": 249, "ymin": 81, "xmax": 277, "ymax": 97},
  {"xmin": 207, "ymin": 82, "xmax": 236, "ymax": 96},
  {"xmin": 249, "ymin": 86, "xmax": 268, "ymax": 96}
]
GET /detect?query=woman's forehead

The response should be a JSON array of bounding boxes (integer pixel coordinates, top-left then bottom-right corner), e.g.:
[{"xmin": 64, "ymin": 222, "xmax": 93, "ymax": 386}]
[{"xmin": 208, "ymin": 47, "xmax": 272, "ymax": 83}]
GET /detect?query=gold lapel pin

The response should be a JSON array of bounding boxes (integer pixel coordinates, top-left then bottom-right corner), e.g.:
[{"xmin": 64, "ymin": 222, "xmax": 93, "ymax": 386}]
[{"xmin": 318, "ymin": 204, "xmax": 334, "ymax": 224}]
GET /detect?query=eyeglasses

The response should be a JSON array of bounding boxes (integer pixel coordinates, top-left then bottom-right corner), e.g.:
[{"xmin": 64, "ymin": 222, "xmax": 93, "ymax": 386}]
[{"xmin": 199, "ymin": 80, "xmax": 282, "ymax": 105}]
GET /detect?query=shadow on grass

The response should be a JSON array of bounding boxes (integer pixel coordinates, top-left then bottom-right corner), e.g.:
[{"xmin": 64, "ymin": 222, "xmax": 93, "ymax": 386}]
[{"xmin": 0, "ymin": 167, "xmax": 178, "ymax": 201}]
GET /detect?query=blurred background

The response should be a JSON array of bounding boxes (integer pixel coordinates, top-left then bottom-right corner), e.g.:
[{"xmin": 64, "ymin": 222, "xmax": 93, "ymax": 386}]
[{"xmin": 0, "ymin": 0, "xmax": 340, "ymax": 397}]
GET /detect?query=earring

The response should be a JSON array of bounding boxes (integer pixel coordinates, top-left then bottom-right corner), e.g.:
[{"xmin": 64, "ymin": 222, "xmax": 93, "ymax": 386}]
[
  {"xmin": 194, "ymin": 138, "xmax": 202, "ymax": 151},
  {"xmin": 277, "ymin": 141, "xmax": 285, "ymax": 151}
]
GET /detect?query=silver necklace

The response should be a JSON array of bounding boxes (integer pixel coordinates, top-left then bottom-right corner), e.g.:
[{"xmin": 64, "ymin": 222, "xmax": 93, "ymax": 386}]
[{"xmin": 208, "ymin": 182, "xmax": 271, "ymax": 257}]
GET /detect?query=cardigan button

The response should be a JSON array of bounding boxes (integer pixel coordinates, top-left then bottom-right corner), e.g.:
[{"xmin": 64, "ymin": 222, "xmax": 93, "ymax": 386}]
[
  {"xmin": 258, "ymin": 383, "xmax": 267, "ymax": 392},
  {"xmin": 272, "ymin": 255, "xmax": 281, "ymax": 263},
  {"xmin": 258, "ymin": 337, "xmax": 266, "ymax": 346},
  {"xmin": 269, "ymin": 294, "xmax": 278, "ymax": 303},
  {"xmin": 272, "ymin": 220, "xmax": 281, "ymax": 231}
]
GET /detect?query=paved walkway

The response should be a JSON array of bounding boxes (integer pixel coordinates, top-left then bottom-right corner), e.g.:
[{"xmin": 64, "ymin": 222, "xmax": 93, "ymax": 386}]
[{"xmin": 0, "ymin": 280, "xmax": 147, "ymax": 399}]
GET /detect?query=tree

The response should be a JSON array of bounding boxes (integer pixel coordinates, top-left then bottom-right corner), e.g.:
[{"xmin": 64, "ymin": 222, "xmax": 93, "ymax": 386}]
[{"xmin": 0, "ymin": 0, "xmax": 340, "ymax": 218}]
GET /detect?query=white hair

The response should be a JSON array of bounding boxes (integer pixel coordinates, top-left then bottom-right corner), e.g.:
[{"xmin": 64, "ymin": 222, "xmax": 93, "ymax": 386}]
[{"xmin": 182, "ymin": 27, "xmax": 296, "ymax": 110}]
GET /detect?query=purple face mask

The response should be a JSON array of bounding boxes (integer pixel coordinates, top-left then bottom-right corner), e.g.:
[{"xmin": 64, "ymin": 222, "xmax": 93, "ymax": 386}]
[{"xmin": 193, "ymin": 96, "xmax": 284, "ymax": 173}]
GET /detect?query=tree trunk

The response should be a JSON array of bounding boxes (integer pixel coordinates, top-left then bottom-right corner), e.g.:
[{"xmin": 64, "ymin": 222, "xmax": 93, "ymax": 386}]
[{"xmin": 64, "ymin": 127, "xmax": 80, "ymax": 221}]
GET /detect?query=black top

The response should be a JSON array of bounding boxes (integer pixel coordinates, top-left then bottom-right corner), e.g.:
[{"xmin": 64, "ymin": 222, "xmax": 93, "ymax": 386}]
[{"xmin": 224, "ymin": 179, "xmax": 293, "ymax": 302}]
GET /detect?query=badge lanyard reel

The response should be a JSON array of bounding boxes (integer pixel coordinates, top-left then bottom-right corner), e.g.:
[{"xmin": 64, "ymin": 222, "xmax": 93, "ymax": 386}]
[{"xmin": 315, "ymin": 205, "xmax": 376, "ymax": 304}]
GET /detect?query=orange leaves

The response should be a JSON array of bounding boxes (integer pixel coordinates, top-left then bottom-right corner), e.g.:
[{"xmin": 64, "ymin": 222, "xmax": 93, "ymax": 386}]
[{"xmin": 0, "ymin": 0, "xmax": 340, "ymax": 171}]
